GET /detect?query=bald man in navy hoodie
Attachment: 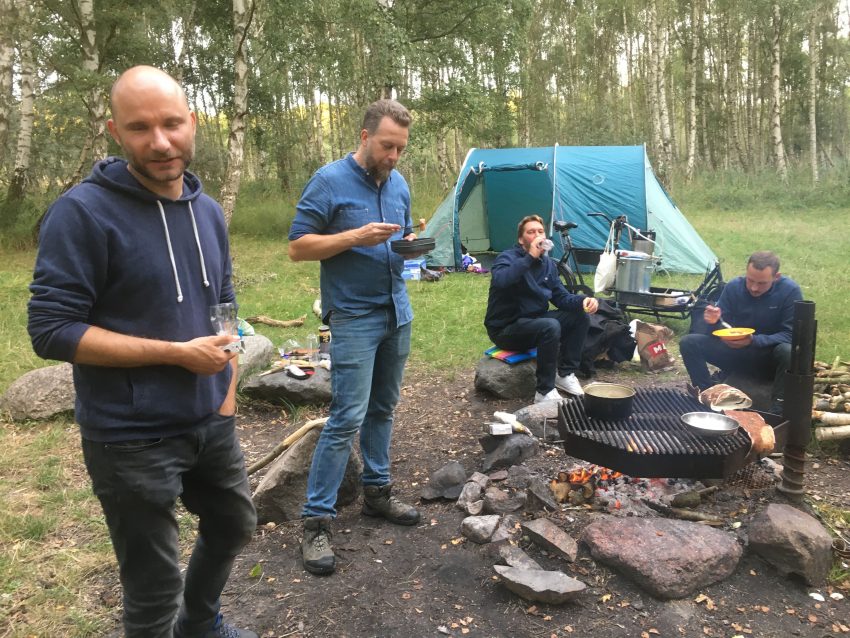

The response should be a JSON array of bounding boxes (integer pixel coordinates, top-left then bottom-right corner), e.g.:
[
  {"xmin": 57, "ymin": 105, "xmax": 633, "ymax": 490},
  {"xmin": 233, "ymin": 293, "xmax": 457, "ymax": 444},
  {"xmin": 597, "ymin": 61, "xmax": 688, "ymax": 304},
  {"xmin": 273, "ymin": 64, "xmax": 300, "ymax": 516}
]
[{"xmin": 28, "ymin": 66, "xmax": 257, "ymax": 638}]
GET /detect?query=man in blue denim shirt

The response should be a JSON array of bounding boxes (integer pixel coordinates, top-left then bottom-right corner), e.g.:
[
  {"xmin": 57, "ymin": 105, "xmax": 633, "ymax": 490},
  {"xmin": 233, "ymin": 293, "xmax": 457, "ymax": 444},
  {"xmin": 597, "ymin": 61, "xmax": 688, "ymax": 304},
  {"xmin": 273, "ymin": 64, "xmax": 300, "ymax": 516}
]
[{"xmin": 288, "ymin": 99, "xmax": 422, "ymax": 576}]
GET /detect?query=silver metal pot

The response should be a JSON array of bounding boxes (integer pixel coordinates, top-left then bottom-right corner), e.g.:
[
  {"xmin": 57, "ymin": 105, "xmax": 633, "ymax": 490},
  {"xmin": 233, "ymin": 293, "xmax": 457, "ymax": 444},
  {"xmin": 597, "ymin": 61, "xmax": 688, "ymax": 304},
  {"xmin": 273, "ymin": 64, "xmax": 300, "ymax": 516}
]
[{"xmin": 616, "ymin": 256, "xmax": 654, "ymax": 293}]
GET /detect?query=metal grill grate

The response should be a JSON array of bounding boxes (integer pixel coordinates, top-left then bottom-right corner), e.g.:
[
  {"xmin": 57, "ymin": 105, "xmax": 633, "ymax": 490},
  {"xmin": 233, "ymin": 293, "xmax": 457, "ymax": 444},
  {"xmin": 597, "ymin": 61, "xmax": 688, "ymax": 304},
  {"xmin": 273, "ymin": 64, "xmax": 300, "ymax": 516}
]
[{"xmin": 557, "ymin": 388, "xmax": 762, "ymax": 479}]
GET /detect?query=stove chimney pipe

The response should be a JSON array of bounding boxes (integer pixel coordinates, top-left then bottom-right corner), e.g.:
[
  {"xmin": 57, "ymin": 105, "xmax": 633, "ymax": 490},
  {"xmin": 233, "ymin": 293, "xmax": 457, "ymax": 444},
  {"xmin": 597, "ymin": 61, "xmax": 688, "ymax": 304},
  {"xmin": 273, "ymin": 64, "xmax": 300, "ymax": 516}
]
[{"xmin": 778, "ymin": 300, "xmax": 816, "ymax": 501}]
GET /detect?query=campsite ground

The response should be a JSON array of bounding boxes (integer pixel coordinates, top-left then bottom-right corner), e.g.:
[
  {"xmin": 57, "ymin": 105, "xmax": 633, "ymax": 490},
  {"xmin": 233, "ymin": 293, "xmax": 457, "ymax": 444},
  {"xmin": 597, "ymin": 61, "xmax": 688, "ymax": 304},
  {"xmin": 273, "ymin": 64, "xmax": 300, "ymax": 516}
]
[{"xmin": 84, "ymin": 365, "xmax": 849, "ymax": 638}]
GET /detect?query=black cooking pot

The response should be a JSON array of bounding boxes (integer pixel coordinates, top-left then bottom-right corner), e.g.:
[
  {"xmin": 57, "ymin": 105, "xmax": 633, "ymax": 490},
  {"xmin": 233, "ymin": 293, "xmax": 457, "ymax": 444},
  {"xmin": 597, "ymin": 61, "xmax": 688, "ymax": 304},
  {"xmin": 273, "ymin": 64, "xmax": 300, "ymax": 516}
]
[{"xmin": 583, "ymin": 383, "xmax": 636, "ymax": 420}]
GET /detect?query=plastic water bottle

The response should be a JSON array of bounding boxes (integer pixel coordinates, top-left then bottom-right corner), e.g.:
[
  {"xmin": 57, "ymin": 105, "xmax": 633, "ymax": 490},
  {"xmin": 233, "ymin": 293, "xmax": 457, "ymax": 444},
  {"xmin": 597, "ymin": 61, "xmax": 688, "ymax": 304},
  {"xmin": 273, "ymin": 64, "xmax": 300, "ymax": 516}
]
[{"xmin": 539, "ymin": 238, "xmax": 554, "ymax": 253}]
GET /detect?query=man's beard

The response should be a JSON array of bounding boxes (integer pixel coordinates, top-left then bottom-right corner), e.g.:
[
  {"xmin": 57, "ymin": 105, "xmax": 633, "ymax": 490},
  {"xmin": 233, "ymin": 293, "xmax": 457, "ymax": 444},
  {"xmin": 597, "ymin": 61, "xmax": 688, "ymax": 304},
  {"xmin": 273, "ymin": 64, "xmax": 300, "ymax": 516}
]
[
  {"xmin": 128, "ymin": 145, "xmax": 195, "ymax": 184},
  {"xmin": 364, "ymin": 151, "xmax": 392, "ymax": 183}
]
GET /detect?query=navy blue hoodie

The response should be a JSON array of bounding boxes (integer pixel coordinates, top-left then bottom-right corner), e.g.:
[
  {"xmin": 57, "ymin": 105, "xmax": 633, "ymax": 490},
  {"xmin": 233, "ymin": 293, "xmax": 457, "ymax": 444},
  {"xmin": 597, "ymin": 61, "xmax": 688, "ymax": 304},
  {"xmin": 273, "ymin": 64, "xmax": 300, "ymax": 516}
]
[
  {"xmin": 485, "ymin": 243, "xmax": 586, "ymax": 332},
  {"xmin": 28, "ymin": 157, "xmax": 235, "ymax": 442}
]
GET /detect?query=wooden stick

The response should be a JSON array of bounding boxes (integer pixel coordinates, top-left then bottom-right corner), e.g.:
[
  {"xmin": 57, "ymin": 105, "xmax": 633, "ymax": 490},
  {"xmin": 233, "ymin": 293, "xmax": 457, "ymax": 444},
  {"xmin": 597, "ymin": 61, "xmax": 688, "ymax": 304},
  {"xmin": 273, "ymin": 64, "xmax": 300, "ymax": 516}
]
[
  {"xmin": 641, "ymin": 498, "xmax": 723, "ymax": 525},
  {"xmin": 814, "ymin": 424, "xmax": 850, "ymax": 442},
  {"xmin": 247, "ymin": 417, "xmax": 328, "ymax": 475},
  {"xmin": 244, "ymin": 314, "xmax": 307, "ymax": 328}
]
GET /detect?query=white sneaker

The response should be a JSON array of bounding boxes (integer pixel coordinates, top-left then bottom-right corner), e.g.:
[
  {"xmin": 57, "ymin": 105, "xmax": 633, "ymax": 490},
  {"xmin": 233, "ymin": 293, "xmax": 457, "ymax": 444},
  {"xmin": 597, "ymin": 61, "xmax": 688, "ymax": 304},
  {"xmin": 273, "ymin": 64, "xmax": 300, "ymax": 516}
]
[
  {"xmin": 534, "ymin": 388, "xmax": 563, "ymax": 403},
  {"xmin": 555, "ymin": 373, "xmax": 584, "ymax": 396}
]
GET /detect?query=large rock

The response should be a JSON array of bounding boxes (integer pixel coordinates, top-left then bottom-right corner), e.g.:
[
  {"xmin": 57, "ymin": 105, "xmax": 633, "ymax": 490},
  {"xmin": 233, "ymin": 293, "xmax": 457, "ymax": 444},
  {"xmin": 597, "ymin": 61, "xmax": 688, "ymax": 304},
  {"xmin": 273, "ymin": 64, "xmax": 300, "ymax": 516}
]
[
  {"xmin": 474, "ymin": 357, "xmax": 536, "ymax": 400},
  {"xmin": 1, "ymin": 363, "xmax": 75, "ymax": 421},
  {"xmin": 494, "ymin": 566, "xmax": 586, "ymax": 604},
  {"xmin": 582, "ymin": 517, "xmax": 743, "ymax": 599},
  {"xmin": 522, "ymin": 518, "xmax": 578, "ymax": 562},
  {"xmin": 481, "ymin": 433, "xmax": 539, "ymax": 472},
  {"xmin": 241, "ymin": 366, "xmax": 332, "ymax": 405},
  {"xmin": 252, "ymin": 426, "xmax": 362, "ymax": 523},
  {"xmin": 461, "ymin": 515, "xmax": 502, "ymax": 544},
  {"xmin": 513, "ymin": 401, "xmax": 565, "ymax": 441},
  {"xmin": 747, "ymin": 503, "xmax": 834, "ymax": 585},
  {"xmin": 421, "ymin": 461, "xmax": 467, "ymax": 501},
  {"xmin": 237, "ymin": 335, "xmax": 276, "ymax": 386}
]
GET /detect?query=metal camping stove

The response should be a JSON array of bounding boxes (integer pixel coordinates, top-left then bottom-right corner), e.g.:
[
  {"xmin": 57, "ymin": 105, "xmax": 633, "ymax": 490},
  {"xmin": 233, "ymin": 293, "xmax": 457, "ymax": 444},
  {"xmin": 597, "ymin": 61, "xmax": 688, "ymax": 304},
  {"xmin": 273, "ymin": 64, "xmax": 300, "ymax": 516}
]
[{"xmin": 556, "ymin": 388, "xmax": 788, "ymax": 479}]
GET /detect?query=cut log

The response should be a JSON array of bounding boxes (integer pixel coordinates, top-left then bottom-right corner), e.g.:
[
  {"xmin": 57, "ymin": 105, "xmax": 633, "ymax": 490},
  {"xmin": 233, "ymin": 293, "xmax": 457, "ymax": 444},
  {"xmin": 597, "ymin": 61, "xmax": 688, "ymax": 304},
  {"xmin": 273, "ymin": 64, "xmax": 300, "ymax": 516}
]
[
  {"xmin": 813, "ymin": 411, "xmax": 850, "ymax": 426},
  {"xmin": 814, "ymin": 425, "xmax": 850, "ymax": 442}
]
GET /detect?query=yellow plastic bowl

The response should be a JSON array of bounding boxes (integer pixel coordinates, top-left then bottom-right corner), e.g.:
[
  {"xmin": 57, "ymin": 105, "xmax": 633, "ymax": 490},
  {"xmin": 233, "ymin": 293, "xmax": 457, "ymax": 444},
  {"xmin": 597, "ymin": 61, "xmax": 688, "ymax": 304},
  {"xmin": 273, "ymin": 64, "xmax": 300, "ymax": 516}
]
[{"xmin": 712, "ymin": 327, "xmax": 755, "ymax": 341}]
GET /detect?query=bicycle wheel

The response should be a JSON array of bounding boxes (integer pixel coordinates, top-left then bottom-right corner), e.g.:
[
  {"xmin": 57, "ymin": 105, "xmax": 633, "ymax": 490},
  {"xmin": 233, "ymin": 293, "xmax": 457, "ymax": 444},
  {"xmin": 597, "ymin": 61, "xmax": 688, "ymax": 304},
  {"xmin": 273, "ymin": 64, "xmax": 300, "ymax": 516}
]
[{"xmin": 557, "ymin": 262, "xmax": 594, "ymax": 297}]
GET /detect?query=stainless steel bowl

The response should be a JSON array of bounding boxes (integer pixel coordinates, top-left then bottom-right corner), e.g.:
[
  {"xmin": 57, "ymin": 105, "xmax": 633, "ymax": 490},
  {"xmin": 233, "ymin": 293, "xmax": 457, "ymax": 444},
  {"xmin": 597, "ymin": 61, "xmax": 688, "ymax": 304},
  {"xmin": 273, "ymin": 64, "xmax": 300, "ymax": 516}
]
[{"xmin": 681, "ymin": 412, "xmax": 740, "ymax": 437}]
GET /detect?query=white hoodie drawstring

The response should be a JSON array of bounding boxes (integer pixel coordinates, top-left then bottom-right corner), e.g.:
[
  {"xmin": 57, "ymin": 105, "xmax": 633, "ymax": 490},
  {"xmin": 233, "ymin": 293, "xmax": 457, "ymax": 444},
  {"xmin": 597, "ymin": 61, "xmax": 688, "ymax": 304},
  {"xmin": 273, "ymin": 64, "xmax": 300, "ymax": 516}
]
[
  {"xmin": 157, "ymin": 201, "xmax": 184, "ymax": 303},
  {"xmin": 157, "ymin": 200, "xmax": 212, "ymax": 303},
  {"xmin": 188, "ymin": 201, "xmax": 210, "ymax": 288}
]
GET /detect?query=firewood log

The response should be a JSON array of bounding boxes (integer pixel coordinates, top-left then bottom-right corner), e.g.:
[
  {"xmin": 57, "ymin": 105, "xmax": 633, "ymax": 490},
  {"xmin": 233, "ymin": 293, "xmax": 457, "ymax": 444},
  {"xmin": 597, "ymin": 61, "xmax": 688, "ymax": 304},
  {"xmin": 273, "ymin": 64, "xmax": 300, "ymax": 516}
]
[
  {"xmin": 814, "ymin": 424, "xmax": 850, "ymax": 441},
  {"xmin": 244, "ymin": 314, "xmax": 307, "ymax": 328},
  {"xmin": 812, "ymin": 410, "xmax": 850, "ymax": 426}
]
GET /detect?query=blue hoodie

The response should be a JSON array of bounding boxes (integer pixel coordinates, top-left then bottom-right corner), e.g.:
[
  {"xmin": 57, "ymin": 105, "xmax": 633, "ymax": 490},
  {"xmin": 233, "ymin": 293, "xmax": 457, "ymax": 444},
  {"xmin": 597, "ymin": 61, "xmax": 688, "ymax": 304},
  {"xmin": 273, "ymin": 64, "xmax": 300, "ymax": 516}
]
[{"xmin": 28, "ymin": 157, "xmax": 235, "ymax": 442}]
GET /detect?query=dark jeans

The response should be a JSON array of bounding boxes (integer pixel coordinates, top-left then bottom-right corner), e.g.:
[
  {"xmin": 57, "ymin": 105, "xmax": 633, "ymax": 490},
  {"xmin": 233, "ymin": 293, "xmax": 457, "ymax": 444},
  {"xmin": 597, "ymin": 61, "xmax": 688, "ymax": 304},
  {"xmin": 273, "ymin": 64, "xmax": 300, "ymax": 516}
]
[
  {"xmin": 679, "ymin": 334, "xmax": 792, "ymax": 401},
  {"xmin": 488, "ymin": 308, "xmax": 590, "ymax": 394},
  {"xmin": 81, "ymin": 413, "xmax": 257, "ymax": 638}
]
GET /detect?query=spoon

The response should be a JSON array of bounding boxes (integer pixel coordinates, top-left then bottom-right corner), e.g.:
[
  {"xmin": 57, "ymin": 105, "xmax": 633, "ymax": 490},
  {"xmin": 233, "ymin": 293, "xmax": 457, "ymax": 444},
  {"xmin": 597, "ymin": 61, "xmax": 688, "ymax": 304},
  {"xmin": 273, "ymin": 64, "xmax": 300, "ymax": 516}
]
[{"xmin": 719, "ymin": 319, "xmax": 733, "ymax": 330}]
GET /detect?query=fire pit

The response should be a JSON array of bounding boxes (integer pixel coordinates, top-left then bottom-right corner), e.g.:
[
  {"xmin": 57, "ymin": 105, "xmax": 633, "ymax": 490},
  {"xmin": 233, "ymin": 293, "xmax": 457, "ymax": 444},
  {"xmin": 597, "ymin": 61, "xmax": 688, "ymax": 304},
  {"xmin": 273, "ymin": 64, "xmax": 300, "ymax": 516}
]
[{"xmin": 556, "ymin": 388, "xmax": 788, "ymax": 479}]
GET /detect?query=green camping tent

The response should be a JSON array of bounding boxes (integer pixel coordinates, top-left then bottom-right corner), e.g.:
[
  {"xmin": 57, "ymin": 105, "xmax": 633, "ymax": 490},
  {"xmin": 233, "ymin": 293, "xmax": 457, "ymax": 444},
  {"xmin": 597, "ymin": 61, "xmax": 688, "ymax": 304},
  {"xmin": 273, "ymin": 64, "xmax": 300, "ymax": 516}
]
[{"xmin": 423, "ymin": 145, "xmax": 716, "ymax": 274}]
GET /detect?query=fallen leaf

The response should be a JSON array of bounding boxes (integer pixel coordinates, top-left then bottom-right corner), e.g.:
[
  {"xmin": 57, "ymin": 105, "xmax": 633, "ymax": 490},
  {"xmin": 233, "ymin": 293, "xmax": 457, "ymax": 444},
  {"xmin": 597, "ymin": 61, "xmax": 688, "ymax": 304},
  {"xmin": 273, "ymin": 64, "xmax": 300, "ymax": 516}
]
[
  {"xmin": 384, "ymin": 539, "xmax": 393, "ymax": 545},
  {"xmin": 437, "ymin": 626, "xmax": 450, "ymax": 635},
  {"xmin": 401, "ymin": 592, "xmax": 412, "ymax": 600},
  {"xmin": 749, "ymin": 569, "xmax": 758, "ymax": 576},
  {"xmin": 543, "ymin": 615, "xmax": 552, "ymax": 621},
  {"xmin": 450, "ymin": 537, "xmax": 464, "ymax": 545},
  {"xmin": 600, "ymin": 594, "xmax": 612, "ymax": 603},
  {"xmin": 809, "ymin": 592, "xmax": 825, "ymax": 602},
  {"xmin": 649, "ymin": 630, "xmax": 660, "ymax": 635},
  {"xmin": 461, "ymin": 629, "xmax": 469, "ymax": 635},
  {"xmin": 786, "ymin": 608, "xmax": 796, "ymax": 615},
  {"xmin": 808, "ymin": 614, "xmax": 818, "ymax": 623},
  {"xmin": 248, "ymin": 563, "xmax": 263, "ymax": 579},
  {"xmin": 830, "ymin": 592, "xmax": 845, "ymax": 600}
]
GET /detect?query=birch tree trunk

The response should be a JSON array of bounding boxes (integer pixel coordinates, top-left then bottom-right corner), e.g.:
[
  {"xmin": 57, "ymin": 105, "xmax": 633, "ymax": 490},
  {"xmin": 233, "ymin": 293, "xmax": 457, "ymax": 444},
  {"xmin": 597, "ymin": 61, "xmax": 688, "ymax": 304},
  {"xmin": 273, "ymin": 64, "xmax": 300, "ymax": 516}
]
[
  {"xmin": 809, "ymin": 10, "xmax": 819, "ymax": 184},
  {"xmin": 64, "ymin": 0, "xmax": 108, "ymax": 189},
  {"xmin": 80, "ymin": 0, "xmax": 106, "ymax": 160},
  {"xmin": 685, "ymin": 0, "xmax": 699, "ymax": 182},
  {"xmin": 771, "ymin": 3, "xmax": 789, "ymax": 180},
  {"xmin": 219, "ymin": 0, "xmax": 252, "ymax": 226},
  {"xmin": 0, "ymin": 0, "xmax": 16, "ymax": 166},
  {"xmin": 6, "ymin": 4, "xmax": 34, "ymax": 203}
]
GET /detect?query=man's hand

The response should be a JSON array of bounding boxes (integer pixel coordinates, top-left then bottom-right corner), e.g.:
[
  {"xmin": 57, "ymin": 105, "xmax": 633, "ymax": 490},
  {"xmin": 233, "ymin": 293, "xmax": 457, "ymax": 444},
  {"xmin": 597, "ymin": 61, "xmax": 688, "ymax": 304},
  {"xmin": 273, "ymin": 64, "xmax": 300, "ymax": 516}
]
[
  {"xmin": 174, "ymin": 335, "xmax": 240, "ymax": 375},
  {"xmin": 704, "ymin": 304, "xmax": 722, "ymax": 325},
  {"xmin": 528, "ymin": 237, "xmax": 547, "ymax": 259},
  {"xmin": 352, "ymin": 222, "xmax": 401, "ymax": 247},
  {"xmin": 583, "ymin": 297, "xmax": 599, "ymax": 314},
  {"xmin": 724, "ymin": 334, "xmax": 752, "ymax": 349}
]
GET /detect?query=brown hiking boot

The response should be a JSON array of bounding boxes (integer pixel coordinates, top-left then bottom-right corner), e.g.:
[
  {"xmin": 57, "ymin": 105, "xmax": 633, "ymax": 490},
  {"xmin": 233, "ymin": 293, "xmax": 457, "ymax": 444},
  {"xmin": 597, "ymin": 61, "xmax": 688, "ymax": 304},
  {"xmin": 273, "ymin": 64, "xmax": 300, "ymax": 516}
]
[
  {"xmin": 362, "ymin": 483, "xmax": 421, "ymax": 526},
  {"xmin": 301, "ymin": 515, "xmax": 335, "ymax": 575}
]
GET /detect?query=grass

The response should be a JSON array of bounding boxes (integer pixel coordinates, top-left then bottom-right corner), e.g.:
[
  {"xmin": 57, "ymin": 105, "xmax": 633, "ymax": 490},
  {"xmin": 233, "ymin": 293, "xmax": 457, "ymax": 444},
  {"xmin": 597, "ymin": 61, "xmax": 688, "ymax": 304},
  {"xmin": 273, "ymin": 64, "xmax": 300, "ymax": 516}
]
[{"xmin": 1, "ymin": 173, "xmax": 849, "ymax": 635}]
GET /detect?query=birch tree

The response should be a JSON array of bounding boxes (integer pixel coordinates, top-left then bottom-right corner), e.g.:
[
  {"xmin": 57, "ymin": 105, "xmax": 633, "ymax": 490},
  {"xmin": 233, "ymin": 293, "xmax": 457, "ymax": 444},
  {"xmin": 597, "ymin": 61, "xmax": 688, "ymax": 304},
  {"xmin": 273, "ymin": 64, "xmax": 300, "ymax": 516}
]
[
  {"xmin": 770, "ymin": 2, "xmax": 789, "ymax": 180},
  {"xmin": 219, "ymin": 0, "xmax": 254, "ymax": 225},
  {"xmin": 0, "ymin": 0, "xmax": 15, "ymax": 167},
  {"xmin": 809, "ymin": 7, "xmax": 819, "ymax": 184},
  {"xmin": 6, "ymin": 0, "xmax": 34, "ymax": 203}
]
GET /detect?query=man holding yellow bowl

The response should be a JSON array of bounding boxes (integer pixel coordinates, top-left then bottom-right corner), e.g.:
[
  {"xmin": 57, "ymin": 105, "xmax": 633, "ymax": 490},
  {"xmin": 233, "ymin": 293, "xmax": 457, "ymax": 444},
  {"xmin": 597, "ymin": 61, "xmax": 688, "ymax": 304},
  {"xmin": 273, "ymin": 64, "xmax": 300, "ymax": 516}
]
[{"xmin": 680, "ymin": 251, "xmax": 802, "ymax": 414}]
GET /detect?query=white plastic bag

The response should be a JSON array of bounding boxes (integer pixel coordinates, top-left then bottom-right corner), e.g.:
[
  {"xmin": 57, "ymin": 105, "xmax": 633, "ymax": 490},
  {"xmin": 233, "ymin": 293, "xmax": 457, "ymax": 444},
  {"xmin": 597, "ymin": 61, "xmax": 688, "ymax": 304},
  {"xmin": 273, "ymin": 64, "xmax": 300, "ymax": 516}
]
[{"xmin": 594, "ymin": 223, "xmax": 617, "ymax": 293}]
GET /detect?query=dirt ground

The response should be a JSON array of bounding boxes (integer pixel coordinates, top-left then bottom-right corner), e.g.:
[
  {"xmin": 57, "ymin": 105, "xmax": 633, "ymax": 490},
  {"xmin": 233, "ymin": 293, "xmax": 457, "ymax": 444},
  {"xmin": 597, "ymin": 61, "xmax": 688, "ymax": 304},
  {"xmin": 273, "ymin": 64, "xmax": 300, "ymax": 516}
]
[
  {"xmin": 181, "ymin": 362, "xmax": 850, "ymax": 638},
  {"xmin": 101, "ymin": 365, "xmax": 850, "ymax": 638}
]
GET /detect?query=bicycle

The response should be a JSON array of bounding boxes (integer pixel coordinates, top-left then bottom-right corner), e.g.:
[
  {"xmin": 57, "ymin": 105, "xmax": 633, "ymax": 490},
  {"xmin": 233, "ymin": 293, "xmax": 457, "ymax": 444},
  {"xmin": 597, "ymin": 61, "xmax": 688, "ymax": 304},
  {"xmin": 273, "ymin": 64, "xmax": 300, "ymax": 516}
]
[{"xmin": 552, "ymin": 219, "xmax": 595, "ymax": 296}]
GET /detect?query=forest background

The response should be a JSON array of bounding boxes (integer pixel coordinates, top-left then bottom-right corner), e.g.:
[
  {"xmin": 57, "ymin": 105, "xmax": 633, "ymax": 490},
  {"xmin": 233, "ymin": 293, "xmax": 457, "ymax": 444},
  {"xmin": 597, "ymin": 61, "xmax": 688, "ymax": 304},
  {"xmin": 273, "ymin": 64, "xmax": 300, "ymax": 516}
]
[{"xmin": 0, "ymin": 0, "xmax": 849, "ymax": 235}]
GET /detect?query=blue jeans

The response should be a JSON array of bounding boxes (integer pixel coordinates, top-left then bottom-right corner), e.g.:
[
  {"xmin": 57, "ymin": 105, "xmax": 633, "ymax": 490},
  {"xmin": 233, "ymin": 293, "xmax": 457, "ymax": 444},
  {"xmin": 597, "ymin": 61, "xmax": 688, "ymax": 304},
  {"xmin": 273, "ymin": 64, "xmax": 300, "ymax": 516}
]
[
  {"xmin": 488, "ymin": 308, "xmax": 590, "ymax": 394},
  {"xmin": 679, "ymin": 333, "xmax": 792, "ymax": 401},
  {"xmin": 302, "ymin": 306, "xmax": 411, "ymax": 518},
  {"xmin": 81, "ymin": 414, "xmax": 257, "ymax": 638}
]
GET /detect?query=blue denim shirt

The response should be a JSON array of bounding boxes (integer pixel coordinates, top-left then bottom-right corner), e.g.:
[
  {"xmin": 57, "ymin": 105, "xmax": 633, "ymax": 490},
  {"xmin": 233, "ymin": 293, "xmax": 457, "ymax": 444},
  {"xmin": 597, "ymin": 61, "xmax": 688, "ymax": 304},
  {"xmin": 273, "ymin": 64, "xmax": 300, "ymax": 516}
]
[{"xmin": 289, "ymin": 154, "xmax": 414, "ymax": 327}]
